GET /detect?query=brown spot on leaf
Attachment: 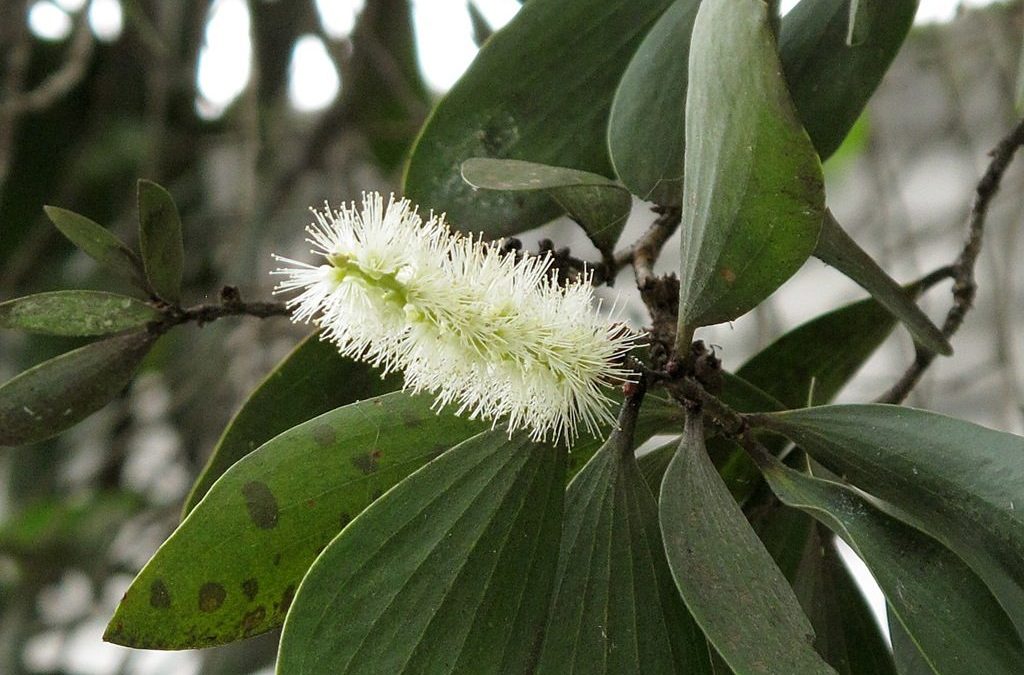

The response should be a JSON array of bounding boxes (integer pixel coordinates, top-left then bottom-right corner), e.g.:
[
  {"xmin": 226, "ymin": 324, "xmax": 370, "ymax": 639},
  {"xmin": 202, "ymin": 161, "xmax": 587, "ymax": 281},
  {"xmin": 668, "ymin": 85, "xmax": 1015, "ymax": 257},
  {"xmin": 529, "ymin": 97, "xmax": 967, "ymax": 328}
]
[
  {"xmin": 312, "ymin": 424, "xmax": 336, "ymax": 447},
  {"xmin": 242, "ymin": 480, "xmax": 279, "ymax": 529},
  {"xmin": 719, "ymin": 267, "xmax": 737, "ymax": 284},
  {"xmin": 280, "ymin": 584, "xmax": 296, "ymax": 614},
  {"xmin": 198, "ymin": 582, "xmax": 226, "ymax": 612},
  {"xmin": 305, "ymin": 498, "xmax": 316, "ymax": 509},
  {"xmin": 242, "ymin": 606, "xmax": 266, "ymax": 635},
  {"xmin": 351, "ymin": 451, "xmax": 380, "ymax": 474},
  {"xmin": 340, "ymin": 512, "xmax": 352, "ymax": 528},
  {"xmin": 242, "ymin": 578, "xmax": 258, "ymax": 601},
  {"xmin": 401, "ymin": 410, "xmax": 423, "ymax": 428},
  {"xmin": 149, "ymin": 579, "xmax": 171, "ymax": 609}
]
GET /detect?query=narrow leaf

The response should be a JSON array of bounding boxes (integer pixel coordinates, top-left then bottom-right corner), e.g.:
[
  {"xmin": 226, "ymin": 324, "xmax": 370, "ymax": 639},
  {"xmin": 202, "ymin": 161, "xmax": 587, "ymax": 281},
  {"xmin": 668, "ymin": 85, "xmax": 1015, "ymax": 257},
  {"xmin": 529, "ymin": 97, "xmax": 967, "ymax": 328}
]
[
  {"xmin": 461, "ymin": 158, "xmax": 632, "ymax": 255},
  {"xmin": 182, "ymin": 333, "xmax": 399, "ymax": 515},
  {"xmin": 737, "ymin": 291, "xmax": 901, "ymax": 408},
  {"xmin": 769, "ymin": 404, "xmax": 1024, "ymax": 639},
  {"xmin": 43, "ymin": 206, "xmax": 143, "ymax": 284},
  {"xmin": 761, "ymin": 459, "xmax": 1024, "ymax": 675},
  {"xmin": 607, "ymin": 0, "xmax": 701, "ymax": 206},
  {"xmin": 780, "ymin": 0, "xmax": 918, "ymax": 159},
  {"xmin": 137, "ymin": 180, "xmax": 185, "ymax": 303},
  {"xmin": 659, "ymin": 411, "xmax": 834, "ymax": 674},
  {"xmin": 403, "ymin": 0, "xmax": 672, "ymax": 236},
  {"xmin": 277, "ymin": 432, "xmax": 565, "ymax": 675},
  {"xmin": 0, "ymin": 291, "xmax": 160, "ymax": 336},
  {"xmin": 105, "ymin": 393, "xmax": 486, "ymax": 649},
  {"xmin": 813, "ymin": 211, "xmax": 950, "ymax": 355},
  {"xmin": 538, "ymin": 396, "xmax": 711, "ymax": 674},
  {"xmin": 0, "ymin": 331, "xmax": 154, "ymax": 446},
  {"xmin": 677, "ymin": 0, "xmax": 825, "ymax": 331},
  {"xmin": 755, "ymin": 509, "xmax": 896, "ymax": 675}
]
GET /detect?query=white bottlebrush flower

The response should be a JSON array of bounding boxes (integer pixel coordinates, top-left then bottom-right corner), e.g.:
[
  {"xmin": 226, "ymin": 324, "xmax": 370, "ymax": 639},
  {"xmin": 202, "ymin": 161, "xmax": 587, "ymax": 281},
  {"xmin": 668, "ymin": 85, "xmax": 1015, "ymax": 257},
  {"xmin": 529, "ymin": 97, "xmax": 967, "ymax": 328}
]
[{"xmin": 272, "ymin": 192, "xmax": 640, "ymax": 445}]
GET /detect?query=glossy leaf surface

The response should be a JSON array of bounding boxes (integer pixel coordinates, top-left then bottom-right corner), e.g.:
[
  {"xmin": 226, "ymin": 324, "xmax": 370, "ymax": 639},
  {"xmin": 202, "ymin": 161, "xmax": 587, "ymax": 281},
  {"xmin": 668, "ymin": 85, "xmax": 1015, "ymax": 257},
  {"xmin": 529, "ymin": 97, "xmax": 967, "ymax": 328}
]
[
  {"xmin": 659, "ymin": 413, "xmax": 834, "ymax": 674},
  {"xmin": 106, "ymin": 393, "xmax": 486, "ymax": 649},
  {"xmin": 780, "ymin": 0, "xmax": 918, "ymax": 159},
  {"xmin": 755, "ymin": 507, "xmax": 896, "ymax": 675},
  {"xmin": 762, "ymin": 459, "xmax": 1024, "ymax": 674},
  {"xmin": 461, "ymin": 157, "xmax": 632, "ymax": 255},
  {"xmin": 677, "ymin": 0, "xmax": 824, "ymax": 330},
  {"xmin": 813, "ymin": 211, "xmax": 950, "ymax": 356},
  {"xmin": 538, "ymin": 397, "xmax": 711, "ymax": 674},
  {"xmin": 403, "ymin": 0, "xmax": 671, "ymax": 236},
  {"xmin": 182, "ymin": 334, "xmax": 399, "ymax": 515},
  {"xmin": 277, "ymin": 432, "xmax": 565, "ymax": 674},
  {"xmin": 770, "ymin": 404, "xmax": 1024, "ymax": 638},
  {"xmin": 607, "ymin": 0, "xmax": 701, "ymax": 206}
]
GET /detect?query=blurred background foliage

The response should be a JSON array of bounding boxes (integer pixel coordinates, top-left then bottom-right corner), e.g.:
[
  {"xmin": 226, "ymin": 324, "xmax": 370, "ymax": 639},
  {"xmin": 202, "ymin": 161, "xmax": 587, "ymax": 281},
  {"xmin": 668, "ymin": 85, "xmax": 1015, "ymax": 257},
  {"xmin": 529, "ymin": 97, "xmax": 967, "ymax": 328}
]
[{"xmin": 0, "ymin": 0, "xmax": 1021, "ymax": 673}]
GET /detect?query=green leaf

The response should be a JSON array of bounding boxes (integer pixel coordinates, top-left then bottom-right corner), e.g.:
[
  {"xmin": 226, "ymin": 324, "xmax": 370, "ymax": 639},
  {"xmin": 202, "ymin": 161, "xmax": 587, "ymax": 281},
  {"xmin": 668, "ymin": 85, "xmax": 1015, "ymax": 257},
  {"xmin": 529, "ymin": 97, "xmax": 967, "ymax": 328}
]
[
  {"xmin": 105, "ymin": 393, "xmax": 486, "ymax": 649},
  {"xmin": 0, "ymin": 291, "xmax": 160, "ymax": 337},
  {"xmin": 761, "ymin": 459, "xmax": 1024, "ymax": 675},
  {"xmin": 182, "ymin": 333, "xmax": 399, "ymax": 515},
  {"xmin": 403, "ymin": 0, "xmax": 672, "ymax": 236},
  {"xmin": 0, "ymin": 331, "xmax": 154, "ymax": 447},
  {"xmin": 277, "ymin": 432, "xmax": 565, "ymax": 674},
  {"xmin": 607, "ymin": 0, "xmax": 701, "ymax": 206},
  {"xmin": 780, "ymin": 0, "xmax": 918, "ymax": 159},
  {"xmin": 754, "ymin": 508, "xmax": 896, "ymax": 675},
  {"xmin": 538, "ymin": 397, "xmax": 711, "ymax": 674},
  {"xmin": 889, "ymin": 614, "xmax": 935, "ymax": 675},
  {"xmin": 737, "ymin": 291, "xmax": 901, "ymax": 408},
  {"xmin": 461, "ymin": 158, "xmax": 632, "ymax": 255},
  {"xmin": 677, "ymin": 0, "xmax": 825, "ymax": 332},
  {"xmin": 768, "ymin": 404, "xmax": 1024, "ymax": 639},
  {"xmin": 659, "ymin": 412, "xmax": 834, "ymax": 674},
  {"xmin": 43, "ymin": 206, "xmax": 144, "ymax": 284},
  {"xmin": 813, "ymin": 212, "xmax": 950, "ymax": 356},
  {"xmin": 137, "ymin": 179, "xmax": 185, "ymax": 303}
]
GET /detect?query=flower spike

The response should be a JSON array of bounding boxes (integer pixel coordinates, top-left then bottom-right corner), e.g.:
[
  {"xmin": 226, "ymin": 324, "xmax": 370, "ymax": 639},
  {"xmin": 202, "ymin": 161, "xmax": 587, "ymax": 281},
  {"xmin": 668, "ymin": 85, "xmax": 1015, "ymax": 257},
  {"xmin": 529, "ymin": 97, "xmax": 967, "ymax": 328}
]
[{"xmin": 273, "ymin": 192, "xmax": 640, "ymax": 445}]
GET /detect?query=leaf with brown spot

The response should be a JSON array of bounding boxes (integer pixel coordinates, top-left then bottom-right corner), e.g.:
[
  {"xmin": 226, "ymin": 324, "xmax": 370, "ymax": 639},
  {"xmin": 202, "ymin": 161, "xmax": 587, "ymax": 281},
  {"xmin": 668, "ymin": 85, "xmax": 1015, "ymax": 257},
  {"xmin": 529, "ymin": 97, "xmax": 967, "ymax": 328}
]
[
  {"xmin": 278, "ymin": 432, "xmax": 565, "ymax": 674},
  {"xmin": 107, "ymin": 393, "xmax": 487, "ymax": 649}
]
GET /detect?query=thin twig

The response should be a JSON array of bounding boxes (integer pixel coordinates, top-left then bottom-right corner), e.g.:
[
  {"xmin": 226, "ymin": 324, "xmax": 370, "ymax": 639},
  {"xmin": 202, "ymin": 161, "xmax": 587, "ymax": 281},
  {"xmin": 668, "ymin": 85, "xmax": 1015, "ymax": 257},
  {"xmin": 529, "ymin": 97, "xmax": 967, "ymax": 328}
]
[
  {"xmin": 150, "ymin": 286, "xmax": 290, "ymax": 335},
  {"xmin": 614, "ymin": 205, "xmax": 682, "ymax": 288},
  {"xmin": 879, "ymin": 115, "xmax": 1024, "ymax": 404}
]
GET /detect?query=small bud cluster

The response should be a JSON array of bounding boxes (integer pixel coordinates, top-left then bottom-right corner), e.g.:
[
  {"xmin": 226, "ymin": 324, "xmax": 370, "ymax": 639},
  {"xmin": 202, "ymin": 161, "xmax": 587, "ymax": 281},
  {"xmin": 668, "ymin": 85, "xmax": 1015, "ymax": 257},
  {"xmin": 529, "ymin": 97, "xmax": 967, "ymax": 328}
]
[{"xmin": 273, "ymin": 192, "xmax": 640, "ymax": 445}]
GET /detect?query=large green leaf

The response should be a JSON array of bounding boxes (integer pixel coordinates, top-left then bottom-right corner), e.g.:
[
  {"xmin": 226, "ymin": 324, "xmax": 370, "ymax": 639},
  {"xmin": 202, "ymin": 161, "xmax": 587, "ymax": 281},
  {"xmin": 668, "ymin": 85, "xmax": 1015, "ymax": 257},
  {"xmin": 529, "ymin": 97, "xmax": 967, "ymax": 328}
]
[
  {"xmin": 137, "ymin": 180, "xmax": 185, "ymax": 304},
  {"xmin": 0, "ymin": 331, "xmax": 155, "ymax": 446},
  {"xmin": 762, "ymin": 459, "xmax": 1024, "ymax": 674},
  {"xmin": 105, "ymin": 393, "xmax": 486, "ymax": 649},
  {"xmin": 737, "ymin": 291, "xmax": 901, "ymax": 408},
  {"xmin": 182, "ymin": 333, "xmax": 399, "ymax": 515},
  {"xmin": 403, "ymin": 0, "xmax": 672, "ymax": 236},
  {"xmin": 0, "ymin": 291, "xmax": 160, "ymax": 337},
  {"xmin": 677, "ymin": 0, "xmax": 825, "ymax": 333},
  {"xmin": 813, "ymin": 212, "xmax": 950, "ymax": 356},
  {"xmin": 607, "ymin": 0, "xmax": 701, "ymax": 206},
  {"xmin": 43, "ymin": 206, "xmax": 144, "ymax": 285},
  {"xmin": 767, "ymin": 404, "xmax": 1024, "ymax": 639},
  {"xmin": 659, "ymin": 412, "xmax": 834, "ymax": 674},
  {"xmin": 780, "ymin": 0, "xmax": 918, "ymax": 159},
  {"xmin": 754, "ymin": 507, "xmax": 896, "ymax": 675},
  {"xmin": 538, "ymin": 397, "xmax": 711, "ymax": 674},
  {"xmin": 460, "ymin": 158, "xmax": 632, "ymax": 255},
  {"xmin": 277, "ymin": 432, "xmax": 565, "ymax": 674}
]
